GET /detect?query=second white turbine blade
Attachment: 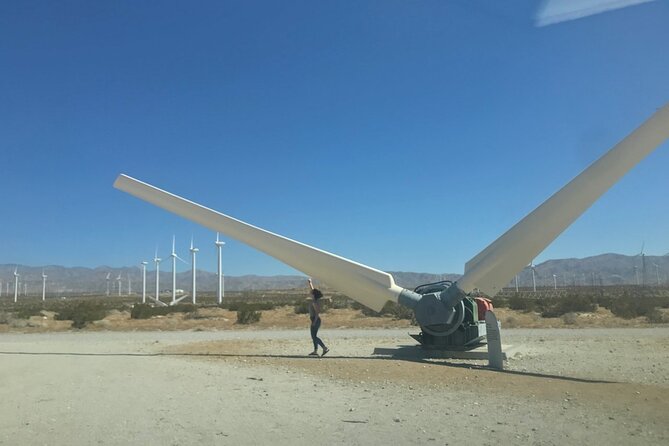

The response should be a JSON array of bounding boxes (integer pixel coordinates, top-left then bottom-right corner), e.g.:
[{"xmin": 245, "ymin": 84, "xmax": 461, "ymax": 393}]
[
  {"xmin": 114, "ymin": 175, "xmax": 405, "ymax": 312},
  {"xmin": 460, "ymin": 102, "xmax": 669, "ymax": 296}
]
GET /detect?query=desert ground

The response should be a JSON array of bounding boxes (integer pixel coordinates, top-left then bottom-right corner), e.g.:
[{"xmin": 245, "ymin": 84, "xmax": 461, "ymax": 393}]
[{"xmin": 1, "ymin": 307, "xmax": 668, "ymax": 445}]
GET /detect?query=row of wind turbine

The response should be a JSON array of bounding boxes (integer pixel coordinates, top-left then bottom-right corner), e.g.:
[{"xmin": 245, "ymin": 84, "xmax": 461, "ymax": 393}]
[{"xmin": 139, "ymin": 234, "xmax": 225, "ymax": 306}]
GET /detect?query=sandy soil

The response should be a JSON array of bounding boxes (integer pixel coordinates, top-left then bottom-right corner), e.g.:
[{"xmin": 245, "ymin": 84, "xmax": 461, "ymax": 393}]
[{"xmin": 1, "ymin": 327, "xmax": 667, "ymax": 445}]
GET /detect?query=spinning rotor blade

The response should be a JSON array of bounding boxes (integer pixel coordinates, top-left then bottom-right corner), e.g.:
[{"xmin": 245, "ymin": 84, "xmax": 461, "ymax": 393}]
[
  {"xmin": 460, "ymin": 102, "xmax": 669, "ymax": 296},
  {"xmin": 114, "ymin": 175, "xmax": 405, "ymax": 312}
]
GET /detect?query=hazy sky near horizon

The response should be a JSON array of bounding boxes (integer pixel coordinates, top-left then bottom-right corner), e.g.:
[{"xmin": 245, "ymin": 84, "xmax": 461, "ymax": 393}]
[{"xmin": 1, "ymin": 0, "xmax": 668, "ymax": 277}]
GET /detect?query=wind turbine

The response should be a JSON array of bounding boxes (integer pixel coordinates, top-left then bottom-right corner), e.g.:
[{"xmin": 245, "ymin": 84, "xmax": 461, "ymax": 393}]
[
  {"xmin": 105, "ymin": 273, "xmax": 111, "ymax": 296},
  {"xmin": 42, "ymin": 270, "xmax": 47, "ymax": 301},
  {"xmin": 13, "ymin": 268, "xmax": 19, "ymax": 303},
  {"xmin": 127, "ymin": 274, "xmax": 132, "ymax": 296},
  {"xmin": 527, "ymin": 262, "xmax": 537, "ymax": 292},
  {"xmin": 170, "ymin": 236, "xmax": 188, "ymax": 304},
  {"xmin": 141, "ymin": 261, "xmax": 148, "ymax": 304},
  {"xmin": 154, "ymin": 249, "xmax": 162, "ymax": 303},
  {"xmin": 116, "ymin": 272, "xmax": 122, "ymax": 296},
  {"xmin": 190, "ymin": 238, "xmax": 199, "ymax": 304},
  {"xmin": 553, "ymin": 274, "xmax": 557, "ymax": 290},
  {"xmin": 215, "ymin": 233, "xmax": 225, "ymax": 304},
  {"xmin": 633, "ymin": 265, "xmax": 639, "ymax": 285},
  {"xmin": 115, "ymin": 102, "xmax": 669, "ymax": 348},
  {"xmin": 636, "ymin": 241, "xmax": 647, "ymax": 286}
]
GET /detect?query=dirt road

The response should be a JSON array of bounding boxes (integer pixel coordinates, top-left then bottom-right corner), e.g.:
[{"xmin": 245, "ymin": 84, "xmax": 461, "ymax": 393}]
[{"xmin": 1, "ymin": 328, "xmax": 667, "ymax": 445}]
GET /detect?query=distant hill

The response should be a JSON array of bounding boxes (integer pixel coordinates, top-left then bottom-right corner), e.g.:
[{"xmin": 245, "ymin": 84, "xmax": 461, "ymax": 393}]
[
  {"xmin": 0, "ymin": 253, "xmax": 667, "ymax": 295},
  {"xmin": 514, "ymin": 253, "xmax": 668, "ymax": 288}
]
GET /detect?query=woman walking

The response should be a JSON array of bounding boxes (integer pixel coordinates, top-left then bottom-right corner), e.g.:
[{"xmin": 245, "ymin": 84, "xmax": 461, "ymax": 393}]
[{"xmin": 307, "ymin": 279, "xmax": 329, "ymax": 357}]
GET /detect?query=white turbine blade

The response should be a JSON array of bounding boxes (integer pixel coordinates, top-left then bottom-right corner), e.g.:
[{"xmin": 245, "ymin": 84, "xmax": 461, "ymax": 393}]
[
  {"xmin": 535, "ymin": 0, "xmax": 656, "ymax": 27},
  {"xmin": 460, "ymin": 103, "xmax": 669, "ymax": 296},
  {"xmin": 114, "ymin": 175, "xmax": 404, "ymax": 311}
]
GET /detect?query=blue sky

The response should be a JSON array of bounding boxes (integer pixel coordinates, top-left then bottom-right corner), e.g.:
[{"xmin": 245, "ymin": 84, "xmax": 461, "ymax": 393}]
[{"xmin": 1, "ymin": 0, "xmax": 668, "ymax": 276}]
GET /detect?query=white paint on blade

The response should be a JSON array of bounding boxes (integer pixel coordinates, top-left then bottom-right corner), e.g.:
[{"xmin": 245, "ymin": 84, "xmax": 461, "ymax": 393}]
[{"xmin": 535, "ymin": 0, "xmax": 655, "ymax": 26}]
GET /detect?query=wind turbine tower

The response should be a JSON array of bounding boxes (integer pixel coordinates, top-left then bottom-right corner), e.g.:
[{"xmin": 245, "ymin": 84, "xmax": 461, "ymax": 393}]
[
  {"xmin": 141, "ymin": 261, "xmax": 148, "ymax": 304},
  {"xmin": 528, "ymin": 262, "xmax": 537, "ymax": 292},
  {"xmin": 638, "ymin": 242, "xmax": 647, "ymax": 286},
  {"xmin": 13, "ymin": 268, "xmax": 19, "ymax": 303},
  {"xmin": 170, "ymin": 236, "xmax": 181, "ymax": 304},
  {"xmin": 127, "ymin": 274, "xmax": 132, "ymax": 295},
  {"xmin": 154, "ymin": 250, "xmax": 162, "ymax": 303},
  {"xmin": 215, "ymin": 233, "xmax": 225, "ymax": 304},
  {"xmin": 116, "ymin": 273, "xmax": 122, "ymax": 296},
  {"xmin": 42, "ymin": 270, "xmax": 47, "ymax": 301},
  {"xmin": 190, "ymin": 238, "xmax": 199, "ymax": 304},
  {"xmin": 553, "ymin": 274, "xmax": 557, "ymax": 290},
  {"xmin": 106, "ymin": 273, "xmax": 111, "ymax": 296}
]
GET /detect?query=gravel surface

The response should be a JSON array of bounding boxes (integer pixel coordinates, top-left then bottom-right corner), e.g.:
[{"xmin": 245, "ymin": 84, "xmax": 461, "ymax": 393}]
[{"xmin": 1, "ymin": 327, "xmax": 667, "ymax": 445}]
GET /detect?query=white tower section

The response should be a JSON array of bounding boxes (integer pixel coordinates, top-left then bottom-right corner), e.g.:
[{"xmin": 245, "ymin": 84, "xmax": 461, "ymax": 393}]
[
  {"xmin": 171, "ymin": 236, "xmax": 178, "ymax": 304},
  {"xmin": 13, "ymin": 269, "xmax": 19, "ymax": 303},
  {"xmin": 215, "ymin": 233, "xmax": 225, "ymax": 304},
  {"xmin": 154, "ymin": 250, "xmax": 162, "ymax": 303},
  {"xmin": 141, "ymin": 261, "xmax": 148, "ymax": 304},
  {"xmin": 190, "ymin": 238, "xmax": 199, "ymax": 304},
  {"xmin": 42, "ymin": 270, "xmax": 47, "ymax": 301}
]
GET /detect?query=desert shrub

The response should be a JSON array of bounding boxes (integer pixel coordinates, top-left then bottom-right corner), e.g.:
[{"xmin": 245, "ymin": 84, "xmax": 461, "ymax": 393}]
[
  {"xmin": 55, "ymin": 301, "xmax": 107, "ymax": 329},
  {"xmin": 14, "ymin": 305, "xmax": 43, "ymax": 319},
  {"xmin": 130, "ymin": 303, "xmax": 196, "ymax": 319},
  {"xmin": 607, "ymin": 295, "xmax": 664, "ymax": 319},
  {"xmin": 382, "ymin": 302, "xmax": 415, "ymax": 321},
  {"xmin": 645, "ymin": 308, "xmax": 666, "ymax": 324},
  {"xmin": 359, "ymin": 305, "xmax": 381, "ymax": 317},
  {"xmin": 294, "ymin": 300, "xmax": 310, "ymax": 314},
  {"xmin": 562, "ymin": 312, "xmax": 578, "ymax": 325},
  {"xmin": 0, "ymin": 312, "xmax": 13, "ymax": 324},
  {"xmin": 225, "ymin": 302, "xmax": 275, "ymax": 312},
  {"xmin": 184, "ymin": 309, "xmax": 209, "ymax": 320},
  {"xmin": 491, "ymin": 296, "xmax": 509, "ymax": 308},
  {"xmin": 130, "ymin": 304, "xmax": 153, "ymax": 319},
  {"xmin": 541, "ymin": 295, "xmax": 596, "ymax": 318},
  {"xmin": 609, "ymin": 298, "xmax": 643, "ymax": 319},
  {"xmin": 353, "ymin": 301, "xmax": 415, "ymax": 321},
  {"xmin": 350, "ymin": 301, "xmax": 365, "ymax": 312},
  {"xmin": 508, "ymin": 296, "xmax": 538, "ymax": 313},
  {"xmin": 236, "ymin": 306, "xmax": 261, "ymax": 324},
  {"xmin": 329, "ymin": 295, "xmax": 353, "ymax": 309}
]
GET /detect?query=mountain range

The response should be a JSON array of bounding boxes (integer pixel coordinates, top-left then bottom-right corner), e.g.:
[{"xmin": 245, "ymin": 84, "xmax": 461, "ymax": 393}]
[{"xmin": 1, "ymin": 253, "xmax": 667, "ymax": 295}]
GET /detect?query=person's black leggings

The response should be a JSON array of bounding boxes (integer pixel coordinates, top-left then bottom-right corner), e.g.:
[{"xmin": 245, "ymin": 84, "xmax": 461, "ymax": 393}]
[{"xmin": 310, "ymin": 318, "xmax": 326, "ymax": 350}]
